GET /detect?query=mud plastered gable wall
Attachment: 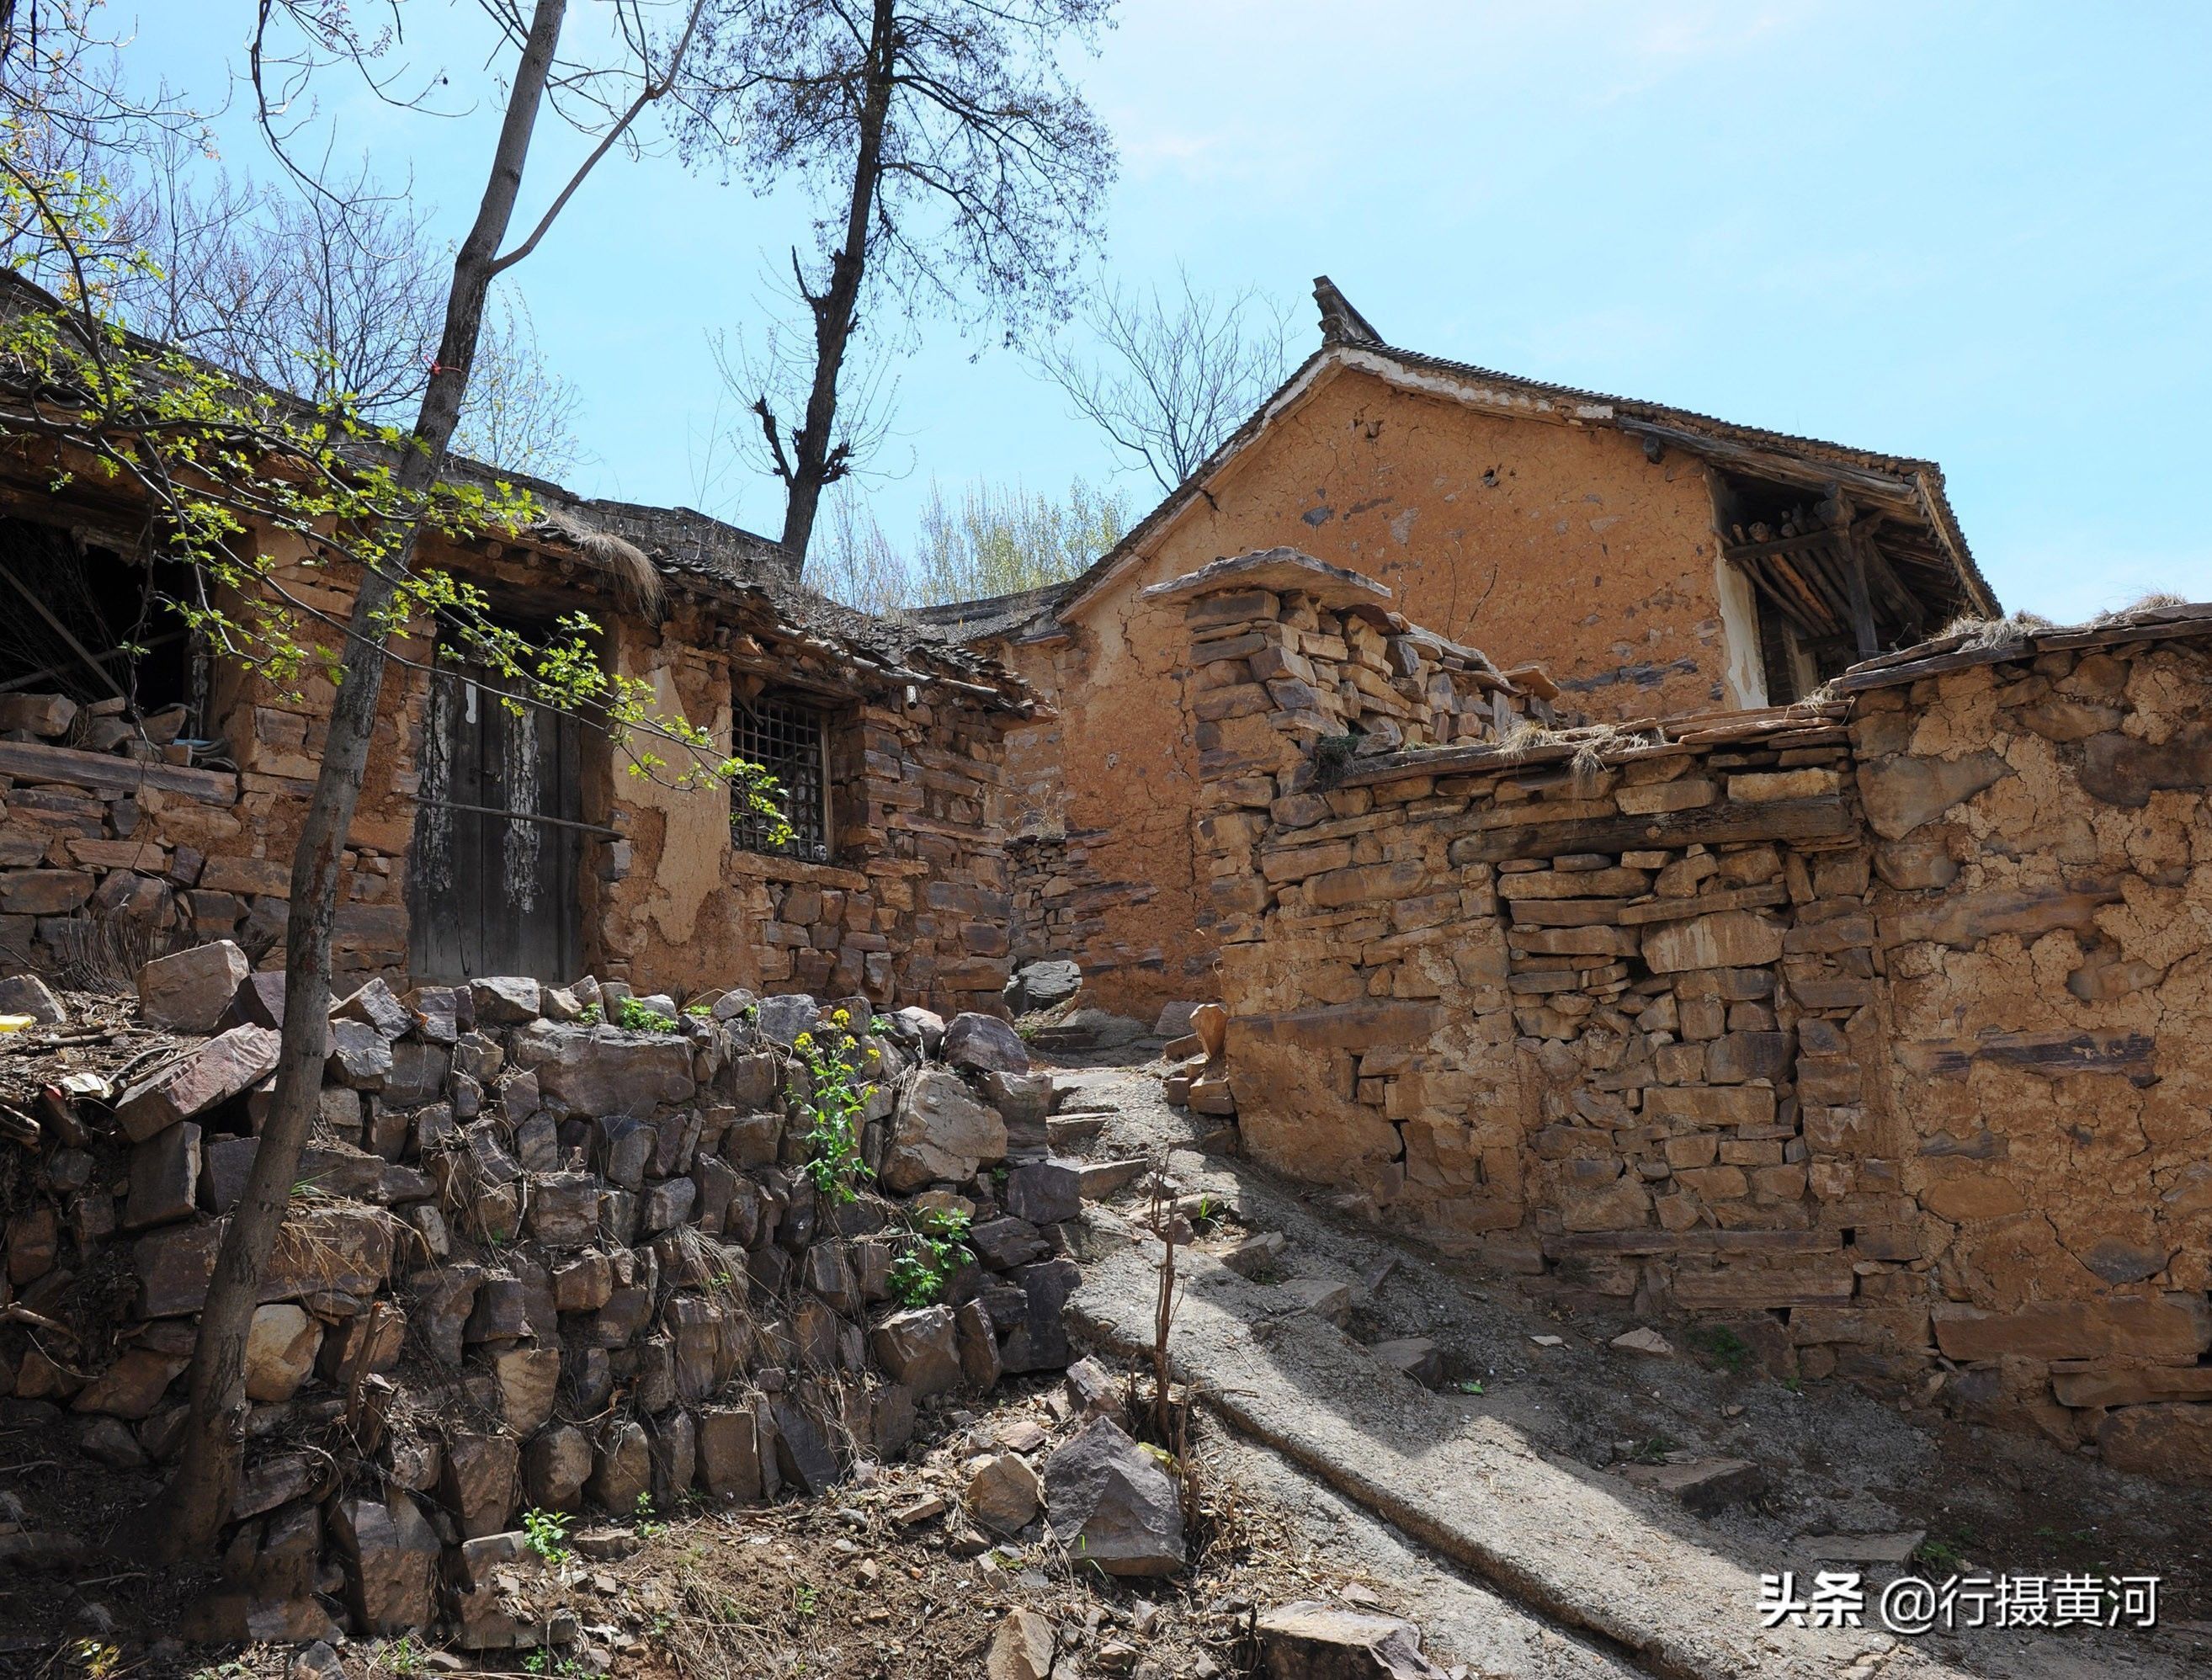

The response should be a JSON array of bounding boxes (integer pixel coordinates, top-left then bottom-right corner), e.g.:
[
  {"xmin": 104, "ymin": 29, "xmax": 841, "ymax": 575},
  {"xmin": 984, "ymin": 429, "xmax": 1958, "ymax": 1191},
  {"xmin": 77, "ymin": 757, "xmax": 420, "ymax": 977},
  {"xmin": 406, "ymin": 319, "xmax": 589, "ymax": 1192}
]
[{"xmin": 976, "ymin": 364, "xmax": 1789, "ymax": 1020}]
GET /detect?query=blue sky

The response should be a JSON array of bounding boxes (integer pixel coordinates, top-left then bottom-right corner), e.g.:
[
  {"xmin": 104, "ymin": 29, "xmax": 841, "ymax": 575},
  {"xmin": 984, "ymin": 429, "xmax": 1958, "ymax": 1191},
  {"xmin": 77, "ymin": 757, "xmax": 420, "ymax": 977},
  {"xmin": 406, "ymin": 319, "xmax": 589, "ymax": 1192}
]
[{"xmin": 136, "ymin": 0, "xmax": 2212, "ymax": 619}]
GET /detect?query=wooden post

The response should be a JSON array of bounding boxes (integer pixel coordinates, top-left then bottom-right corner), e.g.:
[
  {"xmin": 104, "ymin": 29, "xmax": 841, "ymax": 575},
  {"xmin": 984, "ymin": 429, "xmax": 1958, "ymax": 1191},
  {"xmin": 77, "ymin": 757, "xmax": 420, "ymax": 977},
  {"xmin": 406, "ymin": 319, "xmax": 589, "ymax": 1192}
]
[{"xmin": 1832, "ymin": 491, "xmax": 1880, "ymax": 657}]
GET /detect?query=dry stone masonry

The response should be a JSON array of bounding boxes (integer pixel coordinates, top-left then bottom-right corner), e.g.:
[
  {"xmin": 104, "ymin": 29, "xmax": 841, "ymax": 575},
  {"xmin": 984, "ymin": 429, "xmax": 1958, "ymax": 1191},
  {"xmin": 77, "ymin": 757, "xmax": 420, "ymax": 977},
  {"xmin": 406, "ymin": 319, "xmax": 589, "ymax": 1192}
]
[
  {"xmin": 0, "ymin": 952, "xmax": 1093, "ymax": 1645},
  {"xmin": 1170, "ymin": 554, "xmax": 2212, "ymax": 1482}
]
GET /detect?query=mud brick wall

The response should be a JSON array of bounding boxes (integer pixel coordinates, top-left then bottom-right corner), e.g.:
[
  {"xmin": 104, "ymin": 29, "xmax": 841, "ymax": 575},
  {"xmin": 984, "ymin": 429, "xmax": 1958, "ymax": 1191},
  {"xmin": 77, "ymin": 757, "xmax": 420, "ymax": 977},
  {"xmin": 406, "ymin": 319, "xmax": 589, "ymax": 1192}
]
[
  {"xmin": 0, "ymin": 967, "xmax": 1077, "ymax": 1645},
  {"xmin": 718, "ymin": 690, "xmax": 1018, "ymax": 1013},
  {"xmin": 1005, "ymin": 827, "xmax": 1157, "ymax": 977},
  {"xmin": 0, "ymin": 530, "xmax": 1024, "ymax": 1013},
  {"xmin": 0, "ymin": 716, "xmax": 266, "ymax": 974},
  {"xmin": 1177, "ymin": 566, "xmax": 2212, "ymax": 1481},
  {"xmin": 993, "ymin": 641, "xmax": 1175, "ymax": 997}
]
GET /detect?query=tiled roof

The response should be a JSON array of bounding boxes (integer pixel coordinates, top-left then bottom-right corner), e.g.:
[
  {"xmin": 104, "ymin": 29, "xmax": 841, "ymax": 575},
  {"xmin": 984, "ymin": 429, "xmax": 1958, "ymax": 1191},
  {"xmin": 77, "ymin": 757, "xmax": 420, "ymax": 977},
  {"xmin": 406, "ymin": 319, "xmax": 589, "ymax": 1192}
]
[{"xmin": 907, "ymin": 581, "xmax": 1074, "ymax": 644}]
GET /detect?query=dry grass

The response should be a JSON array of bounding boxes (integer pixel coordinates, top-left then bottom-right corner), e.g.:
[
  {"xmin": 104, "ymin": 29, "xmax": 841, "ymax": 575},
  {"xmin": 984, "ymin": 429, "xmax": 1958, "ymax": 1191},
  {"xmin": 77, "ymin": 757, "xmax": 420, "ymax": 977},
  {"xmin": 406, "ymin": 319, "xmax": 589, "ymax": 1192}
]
[
  {"xmin": 1494, "ymin": 716, "xmax": 1653, "ymax": 776},
  {"xmin": 540, "ymin": 512, "xmax": 666, "ymax": 619},
  {"xmin": 2090, "ymin": 588, "xmax": 2195, "ymax": 625},
  {"xmin": 1935, "ymin": 609, "xmax": 2057, "ymax": 653},
  {"xmin": 42, "ymin": 911, "xmax": 192, "ymax": 992}
]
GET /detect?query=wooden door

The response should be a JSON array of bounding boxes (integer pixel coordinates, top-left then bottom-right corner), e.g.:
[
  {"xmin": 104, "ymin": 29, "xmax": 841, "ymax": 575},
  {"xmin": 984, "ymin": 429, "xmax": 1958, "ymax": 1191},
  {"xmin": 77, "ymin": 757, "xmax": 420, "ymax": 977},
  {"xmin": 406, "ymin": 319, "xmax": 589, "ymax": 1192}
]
[{"xmin": 408, "ymin": 641, "xmax": 584, "ymax": 981}]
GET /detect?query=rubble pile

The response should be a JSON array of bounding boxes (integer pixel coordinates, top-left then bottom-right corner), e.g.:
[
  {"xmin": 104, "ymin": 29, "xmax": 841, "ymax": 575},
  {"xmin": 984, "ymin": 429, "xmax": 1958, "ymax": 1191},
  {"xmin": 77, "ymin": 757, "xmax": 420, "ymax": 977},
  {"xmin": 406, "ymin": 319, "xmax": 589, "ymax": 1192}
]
[{"xmin": 0, "ymin": 947, "xmax": 1093, "ymax": 1646}]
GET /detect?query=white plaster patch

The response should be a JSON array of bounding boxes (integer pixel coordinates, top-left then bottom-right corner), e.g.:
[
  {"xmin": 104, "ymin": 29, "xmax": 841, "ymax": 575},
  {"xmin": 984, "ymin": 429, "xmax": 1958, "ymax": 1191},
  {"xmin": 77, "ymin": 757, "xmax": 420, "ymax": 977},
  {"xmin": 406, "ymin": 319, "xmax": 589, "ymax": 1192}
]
[{"xmin": 1714, "ymin": 556, "xmax": 1767, "ymax": 709}]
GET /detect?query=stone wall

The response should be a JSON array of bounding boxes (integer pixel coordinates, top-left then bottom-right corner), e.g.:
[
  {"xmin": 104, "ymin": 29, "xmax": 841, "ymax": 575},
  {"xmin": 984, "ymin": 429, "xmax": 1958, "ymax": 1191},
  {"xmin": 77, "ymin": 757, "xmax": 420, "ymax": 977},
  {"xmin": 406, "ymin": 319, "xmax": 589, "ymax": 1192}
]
[
  {"xmin": 0, "ymin": 526, "xmax": 1026, "ymax": 1014},
  {"xmin": 979, "ymin": 547, "xmax": 1565, "ymax": 1018},
  {"xmin": 1178, "ymin": 569, "xmax": 2212, "ymax": 1481},
  {"xmin": 1, "ymin": 949, "xmax": 1080, "ymax": 1644}
]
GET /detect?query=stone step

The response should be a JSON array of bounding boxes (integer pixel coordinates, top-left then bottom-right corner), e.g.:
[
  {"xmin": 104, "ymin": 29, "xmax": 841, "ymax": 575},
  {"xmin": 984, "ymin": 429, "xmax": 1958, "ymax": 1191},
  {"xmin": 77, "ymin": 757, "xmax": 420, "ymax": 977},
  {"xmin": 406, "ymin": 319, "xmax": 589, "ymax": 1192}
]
[
  {"xmin": 1077, "ymin": 1158, "xmax": 1149, "ymax": 1199},
  {"xmin": 1070, "ymin": 1229, "xmax": 1943, "ymax": 1680},
  {"xmin": 1046, "ymin": 1114, "xmax": 1109, "ymax": 1150}
]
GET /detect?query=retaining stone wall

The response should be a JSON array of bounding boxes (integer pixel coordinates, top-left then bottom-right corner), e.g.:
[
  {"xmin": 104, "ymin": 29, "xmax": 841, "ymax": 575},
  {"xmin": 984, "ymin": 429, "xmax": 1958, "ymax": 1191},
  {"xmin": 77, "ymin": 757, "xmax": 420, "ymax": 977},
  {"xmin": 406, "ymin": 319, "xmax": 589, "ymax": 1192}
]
[
  {"xmin": 1, "ymin": 963, "xmax": 1079, "ymax": 1645},
  {"xmin": 1175, "ymin": 561, "xmax": 2212, "ymax": 1481}
]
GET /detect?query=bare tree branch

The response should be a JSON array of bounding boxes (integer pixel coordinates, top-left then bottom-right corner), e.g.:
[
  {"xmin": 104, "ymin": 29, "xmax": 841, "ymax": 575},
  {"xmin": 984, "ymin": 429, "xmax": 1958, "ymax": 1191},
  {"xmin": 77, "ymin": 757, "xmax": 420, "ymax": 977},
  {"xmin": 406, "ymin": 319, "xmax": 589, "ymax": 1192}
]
[
  {"xmin": 677, "ymin": 0, "xmax": 1117, "ymax": 566},
  {"xmin": 1030, "ymin": 265, "xmax": 1294, "ymax": 494}
]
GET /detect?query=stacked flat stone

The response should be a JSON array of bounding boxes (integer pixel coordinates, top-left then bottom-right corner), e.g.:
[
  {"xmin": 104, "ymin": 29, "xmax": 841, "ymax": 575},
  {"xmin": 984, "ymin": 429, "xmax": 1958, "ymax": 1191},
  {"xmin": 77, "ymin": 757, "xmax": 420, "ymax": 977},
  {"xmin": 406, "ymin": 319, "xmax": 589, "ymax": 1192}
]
[
  {"xmin": 2, "ymin": 960, "xmax": 1085, "ymax": 1645},
  {"xmin": 1170, "ymin": 560, "xmax": 2212, "ymax": 1483}
]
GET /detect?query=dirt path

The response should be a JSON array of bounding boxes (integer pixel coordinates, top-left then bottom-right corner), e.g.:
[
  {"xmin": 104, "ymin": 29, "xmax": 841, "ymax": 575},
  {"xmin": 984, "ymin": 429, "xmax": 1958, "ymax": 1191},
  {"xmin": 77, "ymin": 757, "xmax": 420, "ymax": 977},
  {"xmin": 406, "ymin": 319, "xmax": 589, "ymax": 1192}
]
[{"xmin": 1043, "ymin": 1053, "xmax": 2211, "ymax": 1680}]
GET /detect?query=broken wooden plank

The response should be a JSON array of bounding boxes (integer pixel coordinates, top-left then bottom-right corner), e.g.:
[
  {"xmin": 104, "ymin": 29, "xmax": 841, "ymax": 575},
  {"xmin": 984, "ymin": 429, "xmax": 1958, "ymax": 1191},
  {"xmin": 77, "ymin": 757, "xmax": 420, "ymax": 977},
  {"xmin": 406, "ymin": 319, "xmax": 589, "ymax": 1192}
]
[
  {"xmin": 1896, "ymin": 1029, "xmax": 2156, "ymax": 1084},
  {"xmin": 0, "ymin": 737, "xmax": 237, "ymax": 803}
]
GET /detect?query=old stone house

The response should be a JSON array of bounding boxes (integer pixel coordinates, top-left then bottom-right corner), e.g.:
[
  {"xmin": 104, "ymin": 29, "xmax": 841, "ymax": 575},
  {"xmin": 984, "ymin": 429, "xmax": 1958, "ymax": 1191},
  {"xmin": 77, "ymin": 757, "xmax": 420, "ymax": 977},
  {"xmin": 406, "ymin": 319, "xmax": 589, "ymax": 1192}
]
[
  {"xmin": 0, "ymin": 431, "xmax": 1032, "ymax": 1013},
  {"xmin": 923, "ymin": 280, "xmax": 2000, "ymax": 1018}
]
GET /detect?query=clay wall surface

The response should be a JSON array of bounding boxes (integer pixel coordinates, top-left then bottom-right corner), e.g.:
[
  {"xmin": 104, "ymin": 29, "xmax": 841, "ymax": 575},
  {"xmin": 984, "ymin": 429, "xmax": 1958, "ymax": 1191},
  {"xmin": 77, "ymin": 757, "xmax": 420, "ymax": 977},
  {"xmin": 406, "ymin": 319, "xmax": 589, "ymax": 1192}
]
[
  {"xmin": 997, "ymin": 364, "xmax": 1740, "ymax": 1020},
  {"xmin": 0, "ymin": 528, "xmax": 1020, "ymax": 1016},
  {"xmin": 1139, "ymin": 366, "xmax": 1738, "ymax": 715},
  {"xmin": 1178, "ymin": 575, "xmax": 2212, "ymax": 1479}
]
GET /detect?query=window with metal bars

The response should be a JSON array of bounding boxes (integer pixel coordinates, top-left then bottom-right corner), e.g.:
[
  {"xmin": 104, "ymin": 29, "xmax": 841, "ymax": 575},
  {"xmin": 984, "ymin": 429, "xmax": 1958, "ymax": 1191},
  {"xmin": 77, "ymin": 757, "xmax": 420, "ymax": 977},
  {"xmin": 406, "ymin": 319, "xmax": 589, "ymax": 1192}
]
[{"xmin": 731, "ymin": 690, "xmax": 832, "ymax": 861}]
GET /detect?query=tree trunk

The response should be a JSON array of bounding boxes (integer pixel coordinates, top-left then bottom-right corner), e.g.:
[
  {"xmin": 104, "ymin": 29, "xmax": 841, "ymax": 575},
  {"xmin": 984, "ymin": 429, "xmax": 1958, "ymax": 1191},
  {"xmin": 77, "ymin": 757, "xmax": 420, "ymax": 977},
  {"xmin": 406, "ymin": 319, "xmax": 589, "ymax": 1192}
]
[
  {"xmin": 777, "ymin": 0, "xmax": 897, "ymax": 568},
  {"xmin": 157, "ymin": 0, "xmax": 572, "ymax": 1558}
]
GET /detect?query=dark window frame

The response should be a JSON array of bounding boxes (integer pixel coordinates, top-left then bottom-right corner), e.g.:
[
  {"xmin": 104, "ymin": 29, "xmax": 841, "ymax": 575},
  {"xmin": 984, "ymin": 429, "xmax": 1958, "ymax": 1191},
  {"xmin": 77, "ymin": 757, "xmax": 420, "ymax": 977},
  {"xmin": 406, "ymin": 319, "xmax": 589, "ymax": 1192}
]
[{"xmin": 731, "ymin": 688, "xmax": 835, "ymax": 863}]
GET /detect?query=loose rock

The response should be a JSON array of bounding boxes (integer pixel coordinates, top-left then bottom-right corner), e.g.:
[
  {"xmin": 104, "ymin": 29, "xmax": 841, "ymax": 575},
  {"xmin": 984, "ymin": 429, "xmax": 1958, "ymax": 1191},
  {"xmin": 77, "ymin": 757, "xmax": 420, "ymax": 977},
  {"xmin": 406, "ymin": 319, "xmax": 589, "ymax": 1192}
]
[
  {"xmin": 965, "ymin": 1450, "xmax": 1043, "ymax": 1533},
  {"xmin": 1255, "ymin": 1600, "xmax": 1449, "ymax": 1679},
  {"xmin": 941, "ymin": 1011, "xmax": 1031, "ymax": 1076},
  {"xmin": 136, "ymin": 940, "xmax": 249, "ymax": 1033},
  {"xmin": 1042, "ymin": 1416, "xmax": 1184, "ymax": 1576}
]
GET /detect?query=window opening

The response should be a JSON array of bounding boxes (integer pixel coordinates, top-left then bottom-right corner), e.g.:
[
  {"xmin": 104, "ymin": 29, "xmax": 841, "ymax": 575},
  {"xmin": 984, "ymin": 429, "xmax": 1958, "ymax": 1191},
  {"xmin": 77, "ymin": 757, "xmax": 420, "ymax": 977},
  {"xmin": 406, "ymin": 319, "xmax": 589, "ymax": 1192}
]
[{"xmin": 731, "ymin": 689, "xmax": 831, "ymax": 861}]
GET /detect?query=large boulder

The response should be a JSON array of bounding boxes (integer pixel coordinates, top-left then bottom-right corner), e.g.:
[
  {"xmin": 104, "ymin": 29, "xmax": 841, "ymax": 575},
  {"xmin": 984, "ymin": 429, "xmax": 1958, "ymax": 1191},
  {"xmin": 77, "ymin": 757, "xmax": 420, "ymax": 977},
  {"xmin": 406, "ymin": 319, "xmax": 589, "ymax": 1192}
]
[
  {"xmin": 698, "ymin": 1406, "xmax": 763, "ymax": 1502},
  {"xmin": 982, "ymin": 1070, "xmax": 1054, "ymax": 1156},
  {"xmin": 0, "ymin": 972, "xmax": 64, "ymax": 1025},
  {"xmin": 986, "ymin": 1608, "xmax": 1057, "ymax": 1680},
  {"xmin": 2098, "ymin": 1403, "xmax": 2212, "ymax": 1481},
  {"xmin": 965, "ymin": 1450, "xmax": 1043, "ymax": 1534},
  {"xmin": 891, "ymin": 1007, "xmax": 945, "ymax": 1055},
  {"xmin": 941, "ymin": 1012, "xmax": 1030, "ymax": 1076},
  {"xmin": 999, "ymin": 1257, "xmax": 1081, "ymax": 1373},
  {"xmin": 753, "ymin": 993, "xmax": 819, "ymax": 1047},
  {"xmin": 771, "ymin": 1396, "xmax": 841, "ymax": 1496},
  {"xmin": 332, "ymin": 976, "xmax": 412, "ymax": 1038},
  {"xmin": 1003, "ymin": 1159, "xmax": 1082, "ymax": 1226},
  {"xmin": 469, "ymin": 976, "xmax": 541, "ymax": 1024},
  {"xmin": 1042, "ymin": 1417, "xmax": 1184, "ymax": 1576},
  {"xmin": 115, "ymin": 1024, "xmax": 282, "ymax": 1141},
  {"xmin": 442, "ymin": 1432, "xmax": 520, "ymax": 1538},
  {"xmin": 493, "ymin": 1347, "xmax": 561, "ymax": 1435},
  {"xmin": 588, "ymin": 1422, "xmax": 651, "ymax": 1512},
  {"xmin": 331, "ymin": 1494, "xmax": 440, "ymax": 1635},
  {"xmin": 524, "ymin": 1423, "xmax": 592, "ymax": 1512},
  {"xmin": 243, "ymin": 1305, "xmax": 322, "ymax": 1403},
  {"xmin": 136, "ymin": 939, "xmax": 250, "ymax": 1033},
  {"xmin": 534, "ymin": 1027, "xmax": 697, "ymax": 1119},
  {"xmin": 881, "ymin": 1067, "xmax": 1007, "ymax": 1192},
  {"xmin": 125, "ymin": 1120, "xmax": 200, "ymax": 1228}
]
